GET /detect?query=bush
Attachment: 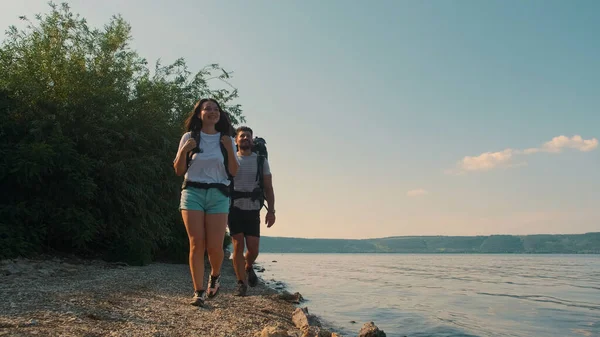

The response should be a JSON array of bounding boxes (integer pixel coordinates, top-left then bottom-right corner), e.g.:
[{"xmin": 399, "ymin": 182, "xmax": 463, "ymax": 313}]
[{"xmin": 0, "ymin": 2, "xmax": 244, "ymax": 265}]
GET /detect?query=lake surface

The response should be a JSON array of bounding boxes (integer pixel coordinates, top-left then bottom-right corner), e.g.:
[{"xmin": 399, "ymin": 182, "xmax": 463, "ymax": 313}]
[{"xmin": 255, "ymin": 254, "xmax": 600, "ymax": 337}]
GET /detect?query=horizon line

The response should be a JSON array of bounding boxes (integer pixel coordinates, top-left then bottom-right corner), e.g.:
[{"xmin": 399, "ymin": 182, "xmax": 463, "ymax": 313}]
[{"xmin": 260, "ymin": 232, "xmax": 600, "ymax": 241}]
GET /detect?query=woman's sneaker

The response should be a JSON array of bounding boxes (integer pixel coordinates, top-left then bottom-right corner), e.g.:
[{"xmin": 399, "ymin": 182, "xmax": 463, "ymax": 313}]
[
  {"xmin": 207, "ymin": 274, "xmax": 220, "ymax": 298},
  {"xmin": 190, "ymin": 290, "xmax": 206, "ymax": 307}
]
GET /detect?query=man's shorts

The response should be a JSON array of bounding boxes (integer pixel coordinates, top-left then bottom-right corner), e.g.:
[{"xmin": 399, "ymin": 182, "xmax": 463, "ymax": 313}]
[
  {"xmin": 180, "ymin": 187, "xmax": 230, "ymax": 214},
  {"xmin": 228, "ymin": 207, "xmax": 261, "ymax": 237}
]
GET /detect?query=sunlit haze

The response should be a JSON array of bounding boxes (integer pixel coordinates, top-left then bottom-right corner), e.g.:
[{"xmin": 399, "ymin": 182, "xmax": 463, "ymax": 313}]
[{"xmin": 3, "ymin": 0, "xmax": 598, "ymax": 239}]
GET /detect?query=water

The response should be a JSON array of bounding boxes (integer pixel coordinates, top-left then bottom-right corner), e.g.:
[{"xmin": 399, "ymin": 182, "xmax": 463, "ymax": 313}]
[{"xmin": 255, "ymin": 254, "xmax": 600, "ymax": 337}]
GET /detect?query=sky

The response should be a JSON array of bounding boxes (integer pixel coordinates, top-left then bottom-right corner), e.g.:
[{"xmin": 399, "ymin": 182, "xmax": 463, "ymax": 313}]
[{"xmin": 2, "ymin": 0, "xmax": 599, "ymax": 239}]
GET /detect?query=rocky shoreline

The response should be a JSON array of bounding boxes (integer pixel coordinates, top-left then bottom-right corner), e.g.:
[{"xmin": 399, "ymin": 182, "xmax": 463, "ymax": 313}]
[{"xmin": 0, "ymin": 255, "xmax": 386, "ymax": 337}]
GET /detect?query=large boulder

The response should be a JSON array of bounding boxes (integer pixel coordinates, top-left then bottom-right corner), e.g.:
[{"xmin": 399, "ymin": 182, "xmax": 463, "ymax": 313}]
[
  {"xmin": 292, "ymin": 307, "xmax": 321, "ymax": 331},
  {"xmin": 292, "ymin": 307, "xmax": 333, "ymax": 336},
  {"xmin": 292, "ymin": 307, "xmax": 311, "ymax": 331}
]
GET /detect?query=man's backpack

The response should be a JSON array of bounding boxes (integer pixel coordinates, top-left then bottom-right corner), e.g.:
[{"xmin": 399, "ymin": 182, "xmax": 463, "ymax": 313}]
[
  {"xmin": 252, "ymin": 137, "xmax": 268, "ymax": 210},
  {"xmin": 252, "ymin": 137, "xmax": 268, "ymax": 160}
]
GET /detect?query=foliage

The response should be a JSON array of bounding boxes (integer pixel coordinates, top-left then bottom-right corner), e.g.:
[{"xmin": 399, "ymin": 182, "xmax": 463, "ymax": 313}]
[
  {"xmin": 479, "ymin": 235, "xmax": 523, "ymax": 253},
  {"xmin": 0, "ymin": 2, "xmax": 243, "ymax": 264}
]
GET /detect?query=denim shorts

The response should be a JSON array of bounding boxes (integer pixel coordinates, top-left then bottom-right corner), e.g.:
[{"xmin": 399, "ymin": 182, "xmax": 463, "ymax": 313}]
[{"xmin": 180, "ymin": 187, "xmax": 230, "ymax": 214}]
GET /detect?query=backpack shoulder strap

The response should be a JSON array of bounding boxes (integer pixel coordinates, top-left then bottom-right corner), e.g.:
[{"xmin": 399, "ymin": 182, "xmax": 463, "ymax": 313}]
[
  {"xmin": 256, "ymin": 155, "xmax": 268, "ymax": 211},
  {"xmin": 186, "ymin": 130, "xmax": 201, "ymax": 168},
  {"xmin": 220, "ymin": 136, "xmax": 235, "ymax": 208},
  {"xmin": 256, "ymin": 155, "xmax": 265, "ymax": 189},
  {"xmin": 220, "ymin": 136, "xmax": 232, "ymax": 179}
]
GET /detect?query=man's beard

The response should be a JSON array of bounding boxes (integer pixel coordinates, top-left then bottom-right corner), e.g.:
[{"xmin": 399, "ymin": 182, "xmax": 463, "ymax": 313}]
[{"xmin": 239, "ymin": 143, "xmax": 251, "ymax": 150}]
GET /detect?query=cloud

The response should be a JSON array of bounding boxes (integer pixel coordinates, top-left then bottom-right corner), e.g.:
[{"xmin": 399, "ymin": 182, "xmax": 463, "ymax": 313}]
[
  {"xmin": 407, "ymin": 189, "xmax": 428, "ymax": 197},
  {"xmin": 524, "ymin": 135, "xmax": 598, "ymax": 154},
  {"xmin": 450, "ymin": 135, "xmax": 597, "ymax": 174},
  {"xmin": 460, "ymin": 149, "xmax": 515, "ymax": 172}
]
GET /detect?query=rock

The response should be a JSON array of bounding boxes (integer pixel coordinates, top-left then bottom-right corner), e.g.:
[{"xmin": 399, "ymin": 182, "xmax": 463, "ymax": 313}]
[
  {"xmin": 278, "ymin": 291, "xmax": 304, "ymax": 304},
  {"xmin": 272, "ymin": 260, "xmax": 278, "ymax": 262},
  {"xmin": 292, "ymin": 307, "xmax": 310, "ymax": 331},
  {"xmin": 292, "ymin": 307, "xmax": 322, "ymax": 333},
  {"xmin": 358, "ymin": 322, "xmax": 386, "ymax": 337},
  {"xmin": 251, "ymin": 264, "xmax": 265, "ymax": 272},
  {"xmin": 350, "ymin": 320, "xmax": 356, "ymax": 324},
  {"xmin": 16, "ymin": 319, "xmax": 39, "ymax": 328},
  {"xmin": 331, "ymin": 333, "xmax": 342, "ymax": 337},
  {"xmin": 301, "ymin": 326, "xmax": 332, "ymax": 337},
  {"xmin": 255, "ymin": 325, "xmax": 291, "ymax": 337},
  {"xmin": 318, "ymin": 330, "xmax": 332, "ymax": 337}
]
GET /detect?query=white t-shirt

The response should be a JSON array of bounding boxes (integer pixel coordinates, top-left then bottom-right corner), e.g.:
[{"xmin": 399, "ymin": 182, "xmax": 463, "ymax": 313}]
[{"xmin": 175, "ymin": 131, "xmax": 238, "ymax": 185}]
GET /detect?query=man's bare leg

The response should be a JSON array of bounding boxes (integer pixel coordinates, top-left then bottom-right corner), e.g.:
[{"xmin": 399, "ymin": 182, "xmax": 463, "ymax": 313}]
[
  {"xmin": 231, "ymin": 233, "xmax": 248, "ymax": 296},
  {"xmin": 245, "ymin": 235, "xmax": 260, "ymax": 287}
]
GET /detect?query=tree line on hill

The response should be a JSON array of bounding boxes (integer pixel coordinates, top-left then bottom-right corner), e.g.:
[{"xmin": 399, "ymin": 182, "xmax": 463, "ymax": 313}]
[
  {"xmin": 0, "ymin": 3, "xmax": 242, "ymax": 264},
  {"xmin": 259, "ymin": 233, "xmax": 600, "ymax": 254}
]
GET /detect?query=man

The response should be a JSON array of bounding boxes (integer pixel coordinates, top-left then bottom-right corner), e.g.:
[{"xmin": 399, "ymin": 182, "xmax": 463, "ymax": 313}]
[{"xmin": 228, "ymin": 126, "xmax": 276, "ymax": 296}]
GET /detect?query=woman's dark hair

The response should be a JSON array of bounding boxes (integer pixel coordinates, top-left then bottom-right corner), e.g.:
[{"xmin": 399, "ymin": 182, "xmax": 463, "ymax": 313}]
[{"xmin": 183, "ymin": 98, "xmax": 234, "ymax": 136}]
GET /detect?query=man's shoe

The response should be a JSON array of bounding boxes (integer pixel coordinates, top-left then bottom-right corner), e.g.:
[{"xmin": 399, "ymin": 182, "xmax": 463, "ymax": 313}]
[
  {"xmin": 247, "ymin": 267, "xmax": 258, "ymax": 287},
  {"xmin": 190, "ymin": 290, "xmax": 206, "ymax": 307},
  {"xmin": 207, "ymin": 274, "xmax": 221, "ymax": 298},
  {"xmin": 234, "ymin": 280, "xmax": 248, "ymax": 296}
]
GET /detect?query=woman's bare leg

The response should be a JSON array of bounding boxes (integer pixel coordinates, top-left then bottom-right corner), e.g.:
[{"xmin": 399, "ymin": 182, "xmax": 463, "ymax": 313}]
[
  {"xmin": 205, "ymin": 212, "xmax": 228, "ymax": 295},
  {"xmin": 182, "ymin": 210, "xmax": 206, "ymax": 292}
]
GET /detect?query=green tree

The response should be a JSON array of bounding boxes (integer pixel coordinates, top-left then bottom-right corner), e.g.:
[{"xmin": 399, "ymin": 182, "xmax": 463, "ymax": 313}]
[{"xmin": 0, "ymin": 2, "xmax": 244, "ymax": 265}]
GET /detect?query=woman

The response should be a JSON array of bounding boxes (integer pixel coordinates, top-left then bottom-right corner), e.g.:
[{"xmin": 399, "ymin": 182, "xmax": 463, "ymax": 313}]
[{"xmin": 173, "ymin": 98, "xmax": 239, "ymax": 306}]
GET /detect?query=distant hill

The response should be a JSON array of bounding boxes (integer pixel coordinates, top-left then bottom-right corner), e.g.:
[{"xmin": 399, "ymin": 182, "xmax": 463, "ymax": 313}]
[{"xmin": 259, "ymin": 233, "xmax": 600, "ymax": 254}]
